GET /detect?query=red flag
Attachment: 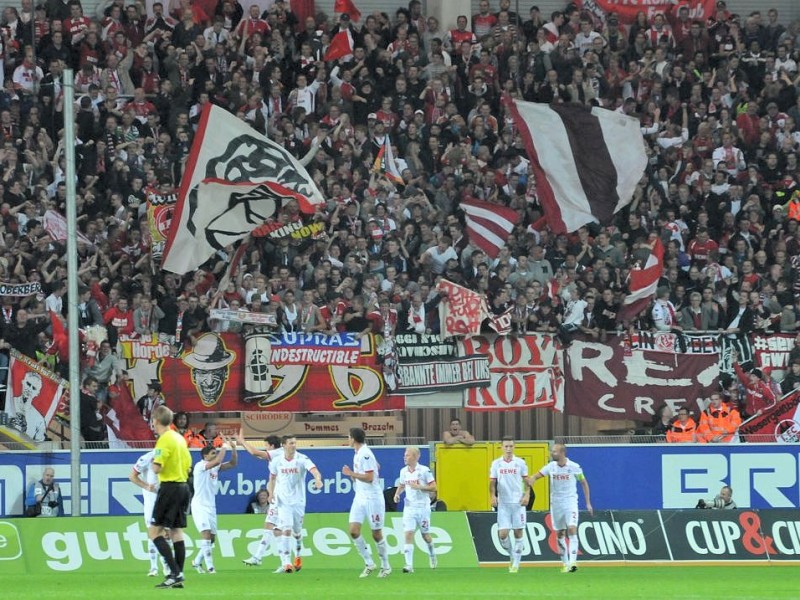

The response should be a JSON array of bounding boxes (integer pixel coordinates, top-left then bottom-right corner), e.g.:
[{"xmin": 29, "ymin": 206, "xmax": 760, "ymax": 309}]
[
  {"xmin": 334, "ymin": 0, "xmax": 361, "ymax": 21},
  {"xmin": 460, "ymin": 199, "xmax": 520, "ymax": 259},
  {"xmin": 107, "ymin": 379, "xmax": 155, "ymax": 444},
  {"xmin": 48, "ymin": 311, "xmax": 69, "ymax": 362},
  {"xmin": 618, "ymin": 237, "xmax": 664, "ymax": 323},
  {"xmin": 324, "ymin": 30, "xmax": 354, "ymax": 62}
]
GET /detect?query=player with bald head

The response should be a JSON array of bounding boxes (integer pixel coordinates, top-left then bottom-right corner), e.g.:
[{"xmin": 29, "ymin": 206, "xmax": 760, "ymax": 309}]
[
  {"xmin": 393, "ymin": 447, "xmax": 438, "ymax": 573},
  {"xmin": 529, "ymin": 444, "xmax": 592, "ymax": 573}
]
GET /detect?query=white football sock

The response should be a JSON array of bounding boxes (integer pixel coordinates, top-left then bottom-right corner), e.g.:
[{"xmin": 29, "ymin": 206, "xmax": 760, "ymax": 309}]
[
  {"xmin": 353, "ymin": 535, "xmax": 374, "ymax": 566},
  {"xmin": 253, "ymin": 529, "xmax": 274, "ymax": 560},
  {"xmin": 376, "ymin": 539, "xmax": 390, "ymax": 570},
  {"xmin": 148, "ymin": 540, "xmax": 159, "ymax": 570},
  {"xmin": 403, "ymin": 543, "xmax": 414, "ymax": 569},
  {"xmin": 202, "ymin": 539, "xmax": 215, "ymax": 570},
  {"xmin": 558, "ymin": 536, "xmax": 568, "ymax": 565},
  {"xmin": 279, "ymin": 535, "xmax": 292, "ymax": 566},
  {"xmin": 512, "ymin": 539, "xmax": 523, "ymax": 566},
  {"xmin": 568, "ymin": 534, "xmax": 578, "ymax": 564}
]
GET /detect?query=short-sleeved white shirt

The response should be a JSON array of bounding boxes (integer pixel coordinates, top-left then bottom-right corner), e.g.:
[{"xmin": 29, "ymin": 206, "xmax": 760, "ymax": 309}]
[
  {"xmin": 353, "ymin": 444, "xmax": 382, "ymax": 499},
  {"xmin": 490, "ymin": 456, "xmax": 528, "ymax": 505},
  {"xmin": 398, "ymin": 464, "xmax": 435, "ymax": 508},
  {"xmin": 538, "ymin": 459, "xmax": 584, "ymax": 503},
  {"xmin": 192, "ymin": 459, "xmax": 221, "ymax": 507},
  {"xmin": 133, "ymin": 450, "xmax": 158, "ymax": 503},
  {"xmin": 269, "ymin": 452, "xmax": 316, "ymax": 507}
]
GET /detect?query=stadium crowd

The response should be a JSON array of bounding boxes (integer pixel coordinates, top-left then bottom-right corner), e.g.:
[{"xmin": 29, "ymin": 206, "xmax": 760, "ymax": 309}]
[{"xmin": 0, "ymin": 0, "xmax": 800, "ymax": 441}]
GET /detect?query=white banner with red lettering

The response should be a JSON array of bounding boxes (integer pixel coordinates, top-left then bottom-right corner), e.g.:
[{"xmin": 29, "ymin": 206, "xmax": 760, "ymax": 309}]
[
  {"xmin": 458, "ymin": 334, "xmax": 564, "ymax": 411},
  {"xmin": 437, "ymin": 279, "xmax": 489, "ymax": 338}
]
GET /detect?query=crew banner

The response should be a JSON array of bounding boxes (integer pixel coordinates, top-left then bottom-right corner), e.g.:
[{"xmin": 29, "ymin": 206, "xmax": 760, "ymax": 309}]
[{"xmin": 563, "ymin": 337, "xmax": 718, "ymax": 420}]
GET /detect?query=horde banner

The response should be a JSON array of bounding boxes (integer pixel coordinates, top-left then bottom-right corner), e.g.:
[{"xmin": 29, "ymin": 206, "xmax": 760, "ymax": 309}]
[
  {"xmin": 123, "ymin": 332, "xmax": 402, "ymax": 412},
  {"xmin": 563, "ymin": 336, "xmax": 719, "ymax": 420},
  {"xmin": 459, "ymin": 334, "xmax": 563, "ymax": 411}
]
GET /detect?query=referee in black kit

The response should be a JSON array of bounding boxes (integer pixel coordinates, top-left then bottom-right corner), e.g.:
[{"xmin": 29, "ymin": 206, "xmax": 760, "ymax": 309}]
[{"xmin": 148, "ymin": 405, "xmax": 192, "ymax": 588}]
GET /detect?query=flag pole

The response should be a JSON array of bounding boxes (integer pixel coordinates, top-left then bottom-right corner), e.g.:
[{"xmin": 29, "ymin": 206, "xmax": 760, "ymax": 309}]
[{"xmin": 64, "ymin": 68, "xmax": 82, "ymax": 516}]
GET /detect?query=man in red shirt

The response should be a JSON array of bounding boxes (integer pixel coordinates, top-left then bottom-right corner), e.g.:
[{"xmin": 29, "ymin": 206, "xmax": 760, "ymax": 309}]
[
  {"xmin": 472, "ymin": 0, "xmax": 497, "ymax": 39},
  {"xmin": 732, "ymin": 351, "xmax": 776, "ymax": 417},
  {"xmin": 104, "ymin": 296, "xmax": 135, "ymax": 345},
  {"xmin": 63, "ymin": 2, "xmax": 91, "ymax": 47},
  {"xmin": 235, "ymin": 5, "xmax": 270, "ymax": 42},
  {"xmin": 687, "ymin": 227, "xmax": 718, "ymax": 268},
  {"xmin": 125, "ymin": 88, "xmax": 156, "ymax": 120},
  {"xmin": 446, "ymin": 15, "xmax": 476, "ymax": 56}
]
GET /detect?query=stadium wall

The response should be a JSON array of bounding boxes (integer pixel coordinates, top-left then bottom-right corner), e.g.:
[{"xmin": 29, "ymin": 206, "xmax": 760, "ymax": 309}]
[
  {"xmin": 1, "ymin": 509, "xmax": 798, "ymax": 574},
  {"xmin": 3, "ymin": 444, "xmax": 800, "ymax": 518}
]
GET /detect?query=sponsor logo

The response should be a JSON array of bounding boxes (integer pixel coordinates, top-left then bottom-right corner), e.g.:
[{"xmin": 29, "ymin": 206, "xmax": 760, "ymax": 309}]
[
  {"xmin": 37, "ymin": 518, "xmax": 453, "ymax": 571},
  {"xmin": 662, "ymin": 453, "xmax": 800, "ymax": 509},
  {"xmin": 0, "ymin": 522, "xmax": 22, "ymax": 560}
]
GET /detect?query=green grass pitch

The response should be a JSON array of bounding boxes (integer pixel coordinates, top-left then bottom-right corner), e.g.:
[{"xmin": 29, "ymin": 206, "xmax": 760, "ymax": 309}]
[{"xmin": 5, "ymin": 565, "xmax": 798, "ymax": 600}]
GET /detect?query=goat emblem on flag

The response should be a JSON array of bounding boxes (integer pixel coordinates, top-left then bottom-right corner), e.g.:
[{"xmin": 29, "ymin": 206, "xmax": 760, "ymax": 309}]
[{"xmin": 163, "ymin": 105, "xmax": 325, "ymax": 274}]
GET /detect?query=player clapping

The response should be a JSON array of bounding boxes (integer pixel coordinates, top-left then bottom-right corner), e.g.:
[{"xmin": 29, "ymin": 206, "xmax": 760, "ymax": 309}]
[{"xmin": 393, "ymin": 447, "xmax": 438, "ymax": 573}]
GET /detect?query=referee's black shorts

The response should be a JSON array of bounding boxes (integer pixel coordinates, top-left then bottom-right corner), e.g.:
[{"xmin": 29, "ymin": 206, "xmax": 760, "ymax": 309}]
[{"xmin": 152, "ymin": 482, "xmax": 190, "ymax": 529}]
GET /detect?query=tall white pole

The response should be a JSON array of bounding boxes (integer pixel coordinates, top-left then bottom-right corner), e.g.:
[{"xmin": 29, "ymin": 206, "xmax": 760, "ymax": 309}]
[{"xmin": 63, "ymin": 68, "xmax": 82, "ymax": 516}]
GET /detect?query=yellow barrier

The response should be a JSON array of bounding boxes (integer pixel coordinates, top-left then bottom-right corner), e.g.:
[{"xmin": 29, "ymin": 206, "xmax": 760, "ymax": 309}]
[{"xmin": 434, "ymin": 441, "xmax": 551, "ymax": 511}]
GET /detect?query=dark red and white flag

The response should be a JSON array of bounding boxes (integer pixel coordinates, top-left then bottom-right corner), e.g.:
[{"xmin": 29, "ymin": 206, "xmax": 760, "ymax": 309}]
[
  {"xmin": 506, "ymin": 98, "xmax": 647, "ymax": 234},
  {"xmin": 460, "ymin": 199, "xmax": 519, "ymax": 259},
  {"xmin": 619, "ymin": 237, "xmax": 664, "ymax": 323}
]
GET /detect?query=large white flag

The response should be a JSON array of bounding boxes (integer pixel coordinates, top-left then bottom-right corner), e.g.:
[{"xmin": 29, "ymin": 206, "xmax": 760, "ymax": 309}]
[{"xmin": 162, "ymin": 104, "xmax": 325, "ymax": 274}]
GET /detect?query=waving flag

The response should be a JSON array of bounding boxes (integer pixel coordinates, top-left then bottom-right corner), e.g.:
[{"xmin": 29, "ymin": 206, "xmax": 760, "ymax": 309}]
[
  {"xmin": 437, "ymin": 279, "xmax": 489, "ymax": 338},
  {"xmin": 460, "ymin": 199, "xmax": 519, "ymax": 259},
  {"xmin": 324, "ymin": 30, "xmax": 354, "ymax": 61},
  {"xmin": 334, "ymin": 0, "xmax": 361, "ymax": 21},
  {"xmin": 372, "ymin": 136, "xmax": 403, "ymax": 185},
  {"xmin": 505, "ymin": 98, "xmax": 647, "ymax": 234},
  {"xmin": 162, "ymin": 104, "xmax": 325, "ymax": 274},
  {"xmin": 618, "ymin": 238, "xmax": 664, "ymax": 323}
]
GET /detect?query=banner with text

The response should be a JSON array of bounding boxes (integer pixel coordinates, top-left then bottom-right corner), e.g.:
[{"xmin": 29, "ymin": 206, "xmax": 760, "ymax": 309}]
[
  {"xmin": 577, "ymin": 0, "xmax": 717, "ymax": 25},
  {"xmin": 752, "ymin": 333, "xmax": 797, "ymax": 372},
  {"xmin": 242, "ymin": 332, "xmax": 401, "ymax": 412},
  {"xmin": 467, "ymin": 508, "xmax": 799, "ymax": 564},
  {"xmin": 739, "ymin": 391, "xmax": 800, "ymax": 443},
  {"xmin": 458, "ymin": 334, "xmax": 563, "ymax": 412},
  {"xmin": 392, "ymin": 333, "xmax": 489, "ymax": 395},
  {"xmin": 630, "ymin": 331, "xmax": 720, "ymax": 355},
  {"xmin": 0, "ymin": 512, "xmax": 475, "ymax": 574},
  {"xmin": 0, "ymin": 447, "xmax": 427, "ymax": 517},
  {"xmin": 563, "ymin": 336, "xmax": 718, "ymax": 420}
]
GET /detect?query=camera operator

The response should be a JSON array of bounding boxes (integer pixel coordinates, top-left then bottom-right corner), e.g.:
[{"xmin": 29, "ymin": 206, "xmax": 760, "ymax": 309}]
[
  {"xmin": 696, "ymin": 485, "xmax": 737, "ymax": 510},
  {"xmin": 25, "ymin": 467, "xmax": 63, "ymax": 517}
]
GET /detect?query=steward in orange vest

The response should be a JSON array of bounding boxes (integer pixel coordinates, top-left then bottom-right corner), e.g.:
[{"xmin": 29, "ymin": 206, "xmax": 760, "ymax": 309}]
[
  {"xmin": 666, "ymin": 408, "xmax": 698, "ymax": 442},
  {"xmin": 697, "ymin": 393, "xmax": 741, "ymax": 443}
]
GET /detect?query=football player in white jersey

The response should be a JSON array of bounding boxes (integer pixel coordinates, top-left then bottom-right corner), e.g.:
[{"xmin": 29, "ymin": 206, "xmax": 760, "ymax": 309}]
[
  {"xmin": 393, "ymin": 446, "xmax": 438, "ymax": 573},
  {"xmin": 190, "ymin": 437, "xmax": 238, "ymax": 574},
  {"xmin": 489, "ymin": 437, "xmax": 531, "ymax": 573},
  {"xmin": 130, "ymin": 450, "xmax": 169, "ymax": 576},
  {"xmin": 342, "ymin": 427, "xmax": 392, "ymax": 578},
  {"xmin": 239, "ymin": 433, "xmax": 287, "ymax": 570},
  {"xmin": 268, "ymin": 435, "xmax": 323, "ymax": 573},
  {"xmin": 530, "ymin": 443, "xmax": 592, "ymax": 573}
]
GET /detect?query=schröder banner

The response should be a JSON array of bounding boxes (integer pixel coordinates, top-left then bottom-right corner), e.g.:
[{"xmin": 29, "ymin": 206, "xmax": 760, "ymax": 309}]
[
  {"xmin": 567, "ymin": 444, "xmax": 800, "ymax": 510},
  {"xmin": 0, "ymin": 446, "xmax": 427, "ymax": 518},
  {"xmin": 468, "ymin": 509, "xmax": 800, "ymax": 564},
  {"xmin": 0, "ymin": 512, "xmax": 476, "ymax": 574}
]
